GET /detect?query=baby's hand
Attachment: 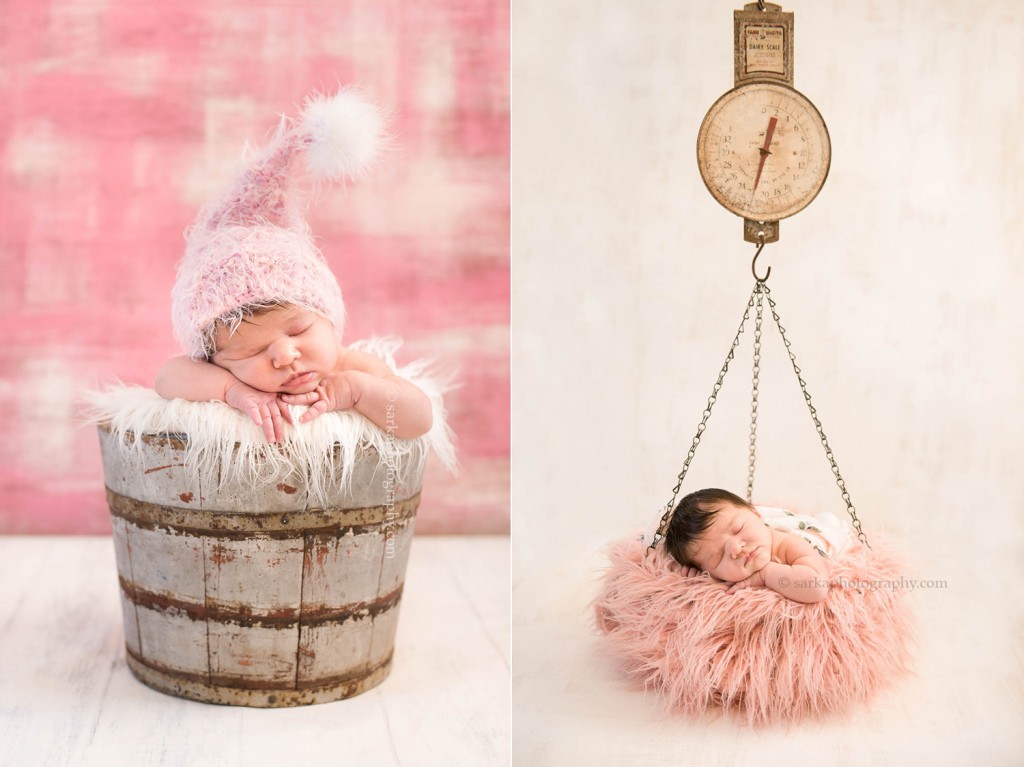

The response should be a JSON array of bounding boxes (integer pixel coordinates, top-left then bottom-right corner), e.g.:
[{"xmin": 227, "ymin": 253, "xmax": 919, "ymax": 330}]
[
  {"xmin": 681, "ymin": 567, "xmax": 729, "ymax": 591},
  {"xmin": 727, "ymin": 566, "xmax": 767, "ymax": 595},
  {"xmin": 279, "ymin": 373, "xmax": 358, "ymax": 424},
  {"xmin": 224, "ymin": 380, "xmax": 293, "ymax": 443}
]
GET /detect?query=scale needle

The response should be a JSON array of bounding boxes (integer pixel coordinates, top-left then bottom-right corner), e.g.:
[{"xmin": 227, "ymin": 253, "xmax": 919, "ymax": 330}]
[{"xmin": 752, "ymin": 116, "xmax": 777, "ymax": 193}]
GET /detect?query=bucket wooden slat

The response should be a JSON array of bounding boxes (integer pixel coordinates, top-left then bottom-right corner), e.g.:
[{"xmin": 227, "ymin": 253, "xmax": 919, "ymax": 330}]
[
  {"xmin": 97, "ymin": 425, "xmax": 424, "ymax": 707},
  {"xmin": 136, "ymin": 604, "xmax": 210, "ymax": 676},
  {"xmin": 99, "ymin": 430, "xmax": 201, "ymax": 510}
]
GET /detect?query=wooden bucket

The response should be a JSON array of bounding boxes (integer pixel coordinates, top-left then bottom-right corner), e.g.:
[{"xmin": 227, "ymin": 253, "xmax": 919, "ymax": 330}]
[{"xmin": 97, "ymin": 425, "xmax": 423, "ymax": 707}]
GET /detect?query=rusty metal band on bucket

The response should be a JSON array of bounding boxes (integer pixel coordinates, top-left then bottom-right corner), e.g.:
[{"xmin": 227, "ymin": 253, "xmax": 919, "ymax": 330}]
[
  {"xmin": 124, "ymin": 649, "xmax": 395, "ymax": 704},
  {"xmin": 117, "ymin": 575, "xmax": 404, "ymax": 628},
  {"xmin": 106, "ymin": 486, "xmax": 420, "ymax": 537}
]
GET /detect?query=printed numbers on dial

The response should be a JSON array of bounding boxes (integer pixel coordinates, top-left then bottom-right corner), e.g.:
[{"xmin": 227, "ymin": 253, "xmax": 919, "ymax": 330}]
[{"xmin": 697, "ymin": 82, "xmax": 830, "ymax": 221}]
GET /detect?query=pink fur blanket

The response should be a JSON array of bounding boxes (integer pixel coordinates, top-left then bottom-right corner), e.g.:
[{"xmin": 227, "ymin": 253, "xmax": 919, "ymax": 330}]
[{"xmin": 594, "ymin": 534, "xmax": 915, "ymax": 726}]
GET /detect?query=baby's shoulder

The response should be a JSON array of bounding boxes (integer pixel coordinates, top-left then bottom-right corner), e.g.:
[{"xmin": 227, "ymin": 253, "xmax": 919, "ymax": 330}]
[
  {"xmin": 335, "ymin": 345, "xmax": 392, "ymax": 376},
  {"xmin": 770, "ymin": 528, "xmax": 820, "ymax": 563}
]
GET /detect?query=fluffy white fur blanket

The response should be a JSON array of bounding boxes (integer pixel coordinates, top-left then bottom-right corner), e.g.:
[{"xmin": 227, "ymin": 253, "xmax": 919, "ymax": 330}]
[{"xmin": 84, "ymin": 338, "xmax": 456, "ymax": 506}]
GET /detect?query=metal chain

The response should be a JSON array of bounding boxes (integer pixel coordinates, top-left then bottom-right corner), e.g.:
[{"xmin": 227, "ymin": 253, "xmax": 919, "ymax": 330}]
[
  {"xmin": 762, "ymin": 285, "xmax": 870, "ymax": 548},
  {"xmin": 649, "ymin": 284, "xmax": 759, "ymax": 549},
  {"xmin": 649, "ymin": 279, "xmax": 870, "ymax": 550},
  {"xmin": 746, "ymin": 284, "xmax": 764, "ymax": 502}
]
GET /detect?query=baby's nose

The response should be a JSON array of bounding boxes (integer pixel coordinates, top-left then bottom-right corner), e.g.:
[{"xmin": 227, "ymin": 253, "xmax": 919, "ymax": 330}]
[{"xmin": 270, "ymin": 340, "xmax": 299, "ymax": 367}]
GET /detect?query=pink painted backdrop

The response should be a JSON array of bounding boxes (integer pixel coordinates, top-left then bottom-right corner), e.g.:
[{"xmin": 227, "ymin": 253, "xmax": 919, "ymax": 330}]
[{"xmin": 0, "ymin": 0, "xmax": 509, "ymax": 534}]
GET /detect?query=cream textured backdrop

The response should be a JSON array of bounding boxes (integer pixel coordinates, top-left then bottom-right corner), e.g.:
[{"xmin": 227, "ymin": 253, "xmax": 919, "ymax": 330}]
[{"xmin": 512, "ymin": 0, "xmax": 1023, "ymax": 763}]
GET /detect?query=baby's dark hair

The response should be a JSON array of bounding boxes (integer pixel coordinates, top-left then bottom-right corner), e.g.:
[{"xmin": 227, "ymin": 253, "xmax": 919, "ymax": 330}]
[{"xmin": 664, "ymin": 488, "xmax": 754, "ymax": 567}]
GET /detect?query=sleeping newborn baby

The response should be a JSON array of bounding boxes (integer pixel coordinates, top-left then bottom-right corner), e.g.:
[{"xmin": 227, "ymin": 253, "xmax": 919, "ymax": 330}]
[{"xmin": 664, "ymin": 488, "xmax": 849, "ymax": 603}]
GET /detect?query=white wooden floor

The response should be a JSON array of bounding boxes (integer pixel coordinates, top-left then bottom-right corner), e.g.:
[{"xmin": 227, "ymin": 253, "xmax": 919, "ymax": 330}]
[
  {"xmin": 0, "ymin": 535, "xmax": 510, "ymax": 767},
  {"xmin": 512, "ymin": 535, "xmax": 1024, "ymax": 767}
]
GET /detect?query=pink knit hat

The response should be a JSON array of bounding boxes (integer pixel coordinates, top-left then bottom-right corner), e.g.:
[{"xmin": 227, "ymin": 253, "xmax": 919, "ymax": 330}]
[{"xmin": 172, "ymin": 89, "xmax": 384, "ymax": 359}]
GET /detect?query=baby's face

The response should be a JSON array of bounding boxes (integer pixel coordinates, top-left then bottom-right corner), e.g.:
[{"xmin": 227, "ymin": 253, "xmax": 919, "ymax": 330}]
[
  {"xmin": 211, "ymin": 306, "xmax": 338, "ymax": 394},
  {"xmin": 686, "ymin": 502, "xmax": 773, "ymax": 583}
]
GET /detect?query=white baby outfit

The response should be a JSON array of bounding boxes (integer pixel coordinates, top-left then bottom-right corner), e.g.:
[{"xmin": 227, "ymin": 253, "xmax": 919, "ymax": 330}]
[{"xmin": 755, "ymin": 505, "xmax": 852, "ymax": 558}]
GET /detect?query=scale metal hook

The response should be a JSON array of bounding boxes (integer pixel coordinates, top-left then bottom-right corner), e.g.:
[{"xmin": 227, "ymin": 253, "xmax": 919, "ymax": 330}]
[{"xmin": 752, "ymin": 236, "xmax": 771, "ymax": 283}]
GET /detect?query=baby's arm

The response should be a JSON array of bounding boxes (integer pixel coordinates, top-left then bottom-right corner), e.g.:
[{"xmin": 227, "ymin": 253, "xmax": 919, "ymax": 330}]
[
  {"xmin": 281, "ymin": 349, "xmax": 433, "ymax": 439},
  {"xmin": 155, "ymin": 357, "xmax": 292, "ymax": 443},
  {"xmin": 728, "ymin": 532, "xmax": 830, "ymax": 603},
  {"xmin": 155, "ymin": 356, "xmax": 237, "ymax": 402}
]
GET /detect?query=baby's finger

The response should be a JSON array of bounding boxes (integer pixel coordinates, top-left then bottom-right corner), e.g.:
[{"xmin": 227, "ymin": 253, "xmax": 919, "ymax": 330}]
[
  {"xmin": 257, "ymin": 403, "xmax": 277, "ymax": 443},
  {"xmin": 300, "ymin": 399, "xmax": 329, "ymax": 424},
  {"xmin": 280, "ymin": 391, "xmax": 319, "ymax": 405},
  {"xmin": 268, "ymin": 404, "xmax": 285, "ymax": 443},
  {"xmin": 245, "ymin": 403, "xmax": 264, "ymax": 429},
  {"xmin": 276, "ymin": 399, "xmax": 295, "ymax": 426}
]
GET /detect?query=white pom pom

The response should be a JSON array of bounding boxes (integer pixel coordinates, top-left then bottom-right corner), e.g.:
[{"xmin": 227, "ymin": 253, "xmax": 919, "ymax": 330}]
[{"xmin": 300, "ymin": 89, "xmax": 385, "ymax": 182}]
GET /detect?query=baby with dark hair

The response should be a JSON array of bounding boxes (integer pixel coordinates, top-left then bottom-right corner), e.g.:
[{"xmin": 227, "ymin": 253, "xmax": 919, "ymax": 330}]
[{"xmin": 664, "ymin": 488, "xmax": 834, "ymax": 603}]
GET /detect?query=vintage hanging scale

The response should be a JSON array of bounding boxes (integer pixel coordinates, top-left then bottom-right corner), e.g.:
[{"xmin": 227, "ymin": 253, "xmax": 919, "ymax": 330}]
[
  {"xmin": 596, "ymin": 4, "xmax": 914, "ymax": 726},
  {"xmin": 696, "ymin": 1, "xmax": 829, "ymax": 248},
  {"xmin": 650, "ymin": 1, "xmax": 867, "ymax": 547}
]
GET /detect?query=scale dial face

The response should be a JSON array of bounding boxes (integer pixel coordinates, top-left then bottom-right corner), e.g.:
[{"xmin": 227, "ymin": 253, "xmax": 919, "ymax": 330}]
[{"xmin": 696, "ymin": 81, "xmax": 830, "ymax": 222}]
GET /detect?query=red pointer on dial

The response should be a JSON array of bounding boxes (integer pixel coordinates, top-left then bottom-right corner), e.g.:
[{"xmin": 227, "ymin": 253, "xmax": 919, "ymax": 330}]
[{"xmin": 752, "ymin": 116, "xmax": 777, "ymax": 192}]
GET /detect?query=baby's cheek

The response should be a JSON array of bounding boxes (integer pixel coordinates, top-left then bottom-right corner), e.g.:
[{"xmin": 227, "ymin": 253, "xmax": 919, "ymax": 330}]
[
  {"xmin": 231, "ymin": 363, "xmax": 266, "ymax": 390},
  {"xmin": 721, "ymin": 564, "xmax": 744, "ymax": 582}
]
